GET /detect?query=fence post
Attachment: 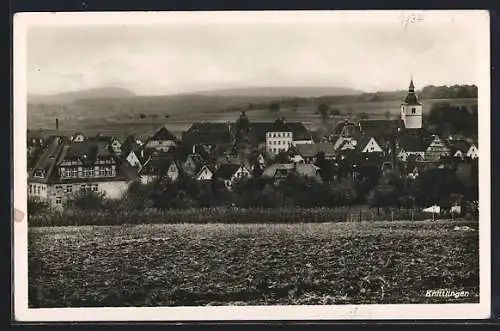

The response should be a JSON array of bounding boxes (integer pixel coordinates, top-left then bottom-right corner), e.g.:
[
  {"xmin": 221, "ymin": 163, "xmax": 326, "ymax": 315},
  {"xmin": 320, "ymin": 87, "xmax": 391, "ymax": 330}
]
[
  {"xmin": 391, "ymin": 211, "xmax": 394, "ymax": 222},
  {"xmin": 411, "ymin": 210, "xmax": 414, "ymax": 222}
]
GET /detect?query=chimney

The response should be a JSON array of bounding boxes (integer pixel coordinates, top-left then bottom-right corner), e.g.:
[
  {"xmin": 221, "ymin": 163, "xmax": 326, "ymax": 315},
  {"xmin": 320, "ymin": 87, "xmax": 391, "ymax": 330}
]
[{"xmin": 55, "ymin": 118, "xmax": 59, "ymax": 131}]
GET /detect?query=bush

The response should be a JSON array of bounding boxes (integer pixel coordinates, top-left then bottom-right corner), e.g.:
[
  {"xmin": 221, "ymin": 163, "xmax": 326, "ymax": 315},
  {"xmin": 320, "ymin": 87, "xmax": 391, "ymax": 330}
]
[
  {"xmin": 66, "ymin": 191, "xmax": 108, "ymax": 211},
  {"xmin": 28, "ymin": 198, "xmax": 49, "ymax": 216}
]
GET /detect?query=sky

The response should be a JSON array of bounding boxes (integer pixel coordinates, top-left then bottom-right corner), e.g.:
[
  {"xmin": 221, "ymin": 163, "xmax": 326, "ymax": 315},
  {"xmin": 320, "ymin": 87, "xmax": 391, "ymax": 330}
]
[{"xmin": 24, "ymin": 11, "xmax": 485, "ymax": 95}]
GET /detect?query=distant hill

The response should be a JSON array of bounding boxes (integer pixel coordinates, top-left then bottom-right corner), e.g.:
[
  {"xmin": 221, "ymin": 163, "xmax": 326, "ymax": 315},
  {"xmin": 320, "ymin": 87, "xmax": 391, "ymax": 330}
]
[
  {"xmin": 190, "ymin": 86, "xmax": 363, "ymax": 98},
  {"xmin": 28, "ymin": 87, "xmax": 136, "ymax": 105}
]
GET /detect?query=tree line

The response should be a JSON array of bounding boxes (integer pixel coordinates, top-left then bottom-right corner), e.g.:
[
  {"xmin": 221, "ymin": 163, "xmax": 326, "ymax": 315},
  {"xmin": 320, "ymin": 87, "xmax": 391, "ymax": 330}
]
[{"xmin": 246, "ymin": 84, "xmax": 478, "ymax": 113}]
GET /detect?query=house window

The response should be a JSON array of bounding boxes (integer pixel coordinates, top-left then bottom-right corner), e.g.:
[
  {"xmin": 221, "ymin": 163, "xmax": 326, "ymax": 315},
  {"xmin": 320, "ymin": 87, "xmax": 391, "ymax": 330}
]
[
  {"xmin": 71, "ymin": 168, "xmax": 78, "ymax": 177},
  {"xmin": 55, "ymin": 197, "xmax": 62, "ymax": 204},
  {"xmin": 34, "ymin": 170, "xmax": 44, "ymax": 178},
  {"xmin": 92, "ymin": 184, "xmax": 98, "ymax": 192},
  {"xmin": 29, "ymin": 185, "xmax": 32, "ymax": 194},
  {"xmin": 80, "ymin": 184, "xmax": 86, "ymax": 192},
  {"xmin": 66, "ymin": 185, "xmax": 72, "ymax": 193},
  {"xmin": 412, "ymin": 108, "xmax": 416, "ymax": 114}
]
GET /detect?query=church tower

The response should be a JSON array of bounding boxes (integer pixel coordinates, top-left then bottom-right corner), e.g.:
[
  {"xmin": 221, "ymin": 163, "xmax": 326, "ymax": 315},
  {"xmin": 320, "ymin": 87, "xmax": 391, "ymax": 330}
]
[{"xmin": 401, "ymin": 79, "xmax": 423, "ymax": 129}]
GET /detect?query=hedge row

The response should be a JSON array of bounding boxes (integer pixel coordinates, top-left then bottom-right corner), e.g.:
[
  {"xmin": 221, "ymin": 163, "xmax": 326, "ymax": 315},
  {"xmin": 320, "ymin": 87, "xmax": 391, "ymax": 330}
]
[{"xmin": 27, "ymin": 207, "xmax": 476, "ymax": 227}]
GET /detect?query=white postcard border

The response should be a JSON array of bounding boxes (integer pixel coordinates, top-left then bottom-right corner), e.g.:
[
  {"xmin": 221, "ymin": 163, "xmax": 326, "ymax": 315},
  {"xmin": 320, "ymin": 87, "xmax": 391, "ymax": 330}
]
[{"xmin": 13, "ymin": 10, "xmax": 491, "ymax": 321}]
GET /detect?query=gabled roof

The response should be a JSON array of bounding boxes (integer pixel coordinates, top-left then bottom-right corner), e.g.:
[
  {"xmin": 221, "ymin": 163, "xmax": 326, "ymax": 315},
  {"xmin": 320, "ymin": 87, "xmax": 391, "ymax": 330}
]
[
  {"xmin": 121, "ymin": 135, "xmax": 140, "ymax": 155},
  {"xmin": 149, "ymin": 126, "xmax": 178, "ymax": 142},
  {"xmin": 448, "ymin": 139, "xmax": 472, "ymax": 153},
  {"xmin": 262, "ymin": 163, "xmax": 294, "ymax": 178},
  {"xmin": 293, "ymin": 142, "xmax": 336, "ymax": 158},
  {"xmin": 356, "ymin": 135, "xmax": 382, "ymax": 152},
  {"xmin": 139, "ymin": 155, "xmax": 180, "ymax": 176},
  {"xmin": 213, "ymin": 163, "xmax": 242, "ymax": 180},
  {"xmin": 29, "ymin": 136, "xmax": 66, "ymax": 183}
]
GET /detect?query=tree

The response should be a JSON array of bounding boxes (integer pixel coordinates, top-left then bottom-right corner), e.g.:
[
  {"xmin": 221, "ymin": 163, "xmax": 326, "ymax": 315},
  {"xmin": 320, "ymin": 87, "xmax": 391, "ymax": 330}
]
[
  {"xmin": 367, "ymin": 183, "xmax": 395, "ymax": 215},
  {"xmin": 317, "ymin": 103, "xmax": 330, "ymax": 121},
  {"xmin": 315, "ymin": 151, "xmax": 334, "ymax": 183},
  {"xmin": 139, "ymin": 113, "xmax": 146, "ymax": 119},
  {"xmin": 270, "ymin": 102, "xmax": 281, "ymax": 116},
  {"xmin": 384, "ymin": 110, "xmax": 392, "ymax": 120}
]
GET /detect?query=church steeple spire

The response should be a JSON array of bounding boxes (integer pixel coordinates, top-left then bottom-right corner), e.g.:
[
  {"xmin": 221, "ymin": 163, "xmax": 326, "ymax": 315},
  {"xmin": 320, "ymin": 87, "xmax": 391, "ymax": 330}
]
[
  {"xmin": 409, "ymin": 76, "xmax": 415, "ymax": 92},
  {"xmin": 404, "ymin": 77, "xmax": 420, "ymax": 105}
]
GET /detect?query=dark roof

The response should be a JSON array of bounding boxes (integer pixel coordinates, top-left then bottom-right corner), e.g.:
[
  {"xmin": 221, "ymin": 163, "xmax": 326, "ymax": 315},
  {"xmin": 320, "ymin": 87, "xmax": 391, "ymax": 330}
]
[
  {"xmin": 286, "ymin": 122, "xmax": 313, "ymax": 141},
  {"xmin": 293, "ymin": 143, "xmax": 336, "ymax": 157},
  {"xmin": 213, "ymin": 163, "xmax": 241, "ymax": 180},
  {"xmin": 86, "ymin": 136, "xmax": 117, "ymax": 144},
  {"xmin": 121, "ymin": 135, "xmax": 139, "ymax": 155},
  {"xmin": 139, "ymin": 155, "xmax": 179, "ymax": 176},
  {"xmin": 182, "ymin": 122, "xmax": 232, "ymax": 145},
  {"xmin": 28, "ymin": 138, "xmax": 136, "ymax": 184},
  {"xmin": 340, "ymin": 151, "xmax": 384, "ymax": 167},
  {"xmin": 403, "ymin": 80, "xmax": 422, "ymax": 105},
  {"xmin": 358, "ymin": 119, "xmax": 402, "ymax": 137},
  {"xmin": 63, "ymin": 140, "xmax": 114, "ymax": 163},
  {"xmin": 398, "ymin": 135, "xmax": 429, "ymax": 152},
  {"xmin": 29, "ymin": 136, "xmax": 66, "ymax": 183},
  {"xmin": 448, "ymin": 139, "xmax": 472, "ymax": 153},
  {"xmin": 150, "ymin": 126, "xmax": 178, "ymax": 142},
  {"xmin": 270, "ymin": 118, "xmax": 291, "ymax": 132}
]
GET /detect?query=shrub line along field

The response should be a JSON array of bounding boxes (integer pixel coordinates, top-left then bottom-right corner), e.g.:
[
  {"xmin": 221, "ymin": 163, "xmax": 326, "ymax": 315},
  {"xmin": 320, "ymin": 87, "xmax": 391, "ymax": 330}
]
[{"xmin": 29, "ymin": 219, "xmax": 479, "ymax": 307}]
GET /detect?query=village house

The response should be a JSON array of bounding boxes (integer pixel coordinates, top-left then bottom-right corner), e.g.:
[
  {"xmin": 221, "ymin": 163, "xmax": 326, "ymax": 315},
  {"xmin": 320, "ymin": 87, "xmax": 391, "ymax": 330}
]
[
  {"xmin": 144, "ymin": 126, "xmax": 179, "ymax": 152},
  {"xmin": 182, "ymin": 122, "xmax": 233, "ymax": 153},
  {"xmin": 288, "ymin": 142, "xmax": 337, "ymax": 164},
  {"xmin": 356, "ymin": 135, "xmax": 384, "ymax": 153},
  {"xmin": 120, "ymin": 135, "xmax": 140, "ymax": 158},
  {"xmin": 448, "ymin": 139, "xmax": 479, "ymax": 160},
  {"xmin": 183, "ymin": 153, "xmax": 216, "ymax": 181},
  {"xmin": 28, "ymin": 136, "xmax": 136, "ymax": 208},
  {"xmin": 138, "ymin": 155, "xmax": 182, "ymax": 184},
  {"xmin": 425, "ymin": 135, "xmax": 450, "ymax": 161},
  {"xmin": 71, "ymin": 132, "xmax": 86, "ymax": 142},
  {"xmin": 396, "ymin": 135, "xmax": 428, "ymax": 162},
  {"xmin": 230, "ymin": 112, "xmax": 313, "ymax": 155},
  {"xmin": 212, "ymin": 163, "xmax": 251, "ymax": 189},
  {"xmin": 87, "ymin": 135, "xmax": 123, "ymax": 155},
  {"xmin": 262, "ymin": 163, "xmax": 321, "ymax": 183}
]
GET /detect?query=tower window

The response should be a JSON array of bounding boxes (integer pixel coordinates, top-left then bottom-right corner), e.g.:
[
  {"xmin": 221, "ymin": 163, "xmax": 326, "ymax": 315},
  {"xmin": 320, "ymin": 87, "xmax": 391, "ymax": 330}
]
[{"xmin": 412, "ymin": 108, "xmax": 416, "ymax": 114}]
